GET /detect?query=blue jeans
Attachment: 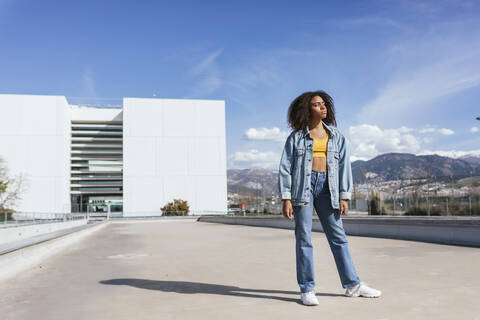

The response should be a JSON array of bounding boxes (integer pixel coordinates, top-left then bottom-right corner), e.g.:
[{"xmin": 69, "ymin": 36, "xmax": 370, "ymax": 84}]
[{"xmin": 293, "ymin": 169, "xmax": 360, "ymax": 293}]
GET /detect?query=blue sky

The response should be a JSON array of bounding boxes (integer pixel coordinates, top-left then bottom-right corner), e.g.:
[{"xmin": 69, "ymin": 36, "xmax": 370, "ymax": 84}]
[{"xmin": 1, "ymin": 0, "xmax": 479, "ymax": 169}]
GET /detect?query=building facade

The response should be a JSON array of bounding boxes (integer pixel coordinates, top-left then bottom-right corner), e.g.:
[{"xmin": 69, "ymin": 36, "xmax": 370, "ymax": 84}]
[{"xmin": 0, "ymin": 94, "xmax": 227, "ymax": 216}]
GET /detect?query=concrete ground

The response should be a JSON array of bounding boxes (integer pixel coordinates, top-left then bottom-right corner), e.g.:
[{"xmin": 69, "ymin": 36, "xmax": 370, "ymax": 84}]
[{"xmin": 1, "ymin": 220, "xmax": 480, "ymax": 320}]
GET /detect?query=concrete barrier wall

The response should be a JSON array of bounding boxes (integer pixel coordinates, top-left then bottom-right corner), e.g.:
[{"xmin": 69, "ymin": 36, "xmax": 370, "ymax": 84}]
[
  {"xmin": 0, "ymin": 219, "xmax": 87, "ymax": 246},
  {"xmin": 0, "ymin": 221, "xmax": 107, "ymax": 282},
  {"xmin": 197, "ymin": 216, "xmax": 480, "ymax": 247}
]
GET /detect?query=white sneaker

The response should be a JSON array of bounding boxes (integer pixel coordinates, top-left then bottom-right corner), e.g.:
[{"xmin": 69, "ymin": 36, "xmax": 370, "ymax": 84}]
[
  {"xmin": 345, "ymin": 282, "xmax": 381, "ymax": 298},
  {"xmin": 300, "ymin": 291, "xmax": 319, "ymax": 306}
]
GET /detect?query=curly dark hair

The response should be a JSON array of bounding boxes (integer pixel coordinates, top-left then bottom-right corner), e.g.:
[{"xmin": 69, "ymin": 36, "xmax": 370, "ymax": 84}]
[{"xmin": 287, "ymin": 90, "xmax": 337, "ymax": 131}]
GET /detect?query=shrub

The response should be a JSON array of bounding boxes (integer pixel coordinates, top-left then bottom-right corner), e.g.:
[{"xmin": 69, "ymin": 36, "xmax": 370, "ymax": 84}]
[
  {"xmin": 369, "ymin": 191, "xmax": 386, "ymax": 215},
  {"xmin": 0, "ymin": 207, "xmax": 14, "ymax": 221},
  {"xmin": 405, "ymin": 206, "xmax": 441, "ymax": 216},
  {"xmin": 161, "ymin": 199, "xmax": 190, "ymax": 216}
]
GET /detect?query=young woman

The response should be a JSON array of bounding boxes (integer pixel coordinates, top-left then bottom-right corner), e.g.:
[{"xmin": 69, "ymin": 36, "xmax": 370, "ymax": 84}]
[{"xmin": 278, "ymin": 90, "xmax": 381, "ymax": 306}]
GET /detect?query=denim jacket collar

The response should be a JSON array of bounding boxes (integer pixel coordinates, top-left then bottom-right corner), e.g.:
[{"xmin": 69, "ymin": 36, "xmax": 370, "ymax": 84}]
[{"xmin": 302, "ymin": 119, "xmax": 336, "ymax": 139}]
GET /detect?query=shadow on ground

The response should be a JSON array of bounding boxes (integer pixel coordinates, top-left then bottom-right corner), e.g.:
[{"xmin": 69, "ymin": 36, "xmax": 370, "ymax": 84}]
[{"xmin": 100, "ymin": 279, "xmax": 344, "ymax": 303}]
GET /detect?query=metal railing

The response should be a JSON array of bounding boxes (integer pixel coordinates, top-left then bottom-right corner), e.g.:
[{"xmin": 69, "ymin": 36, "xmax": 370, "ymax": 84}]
[
  {"xmin": 0, "ymin": 212, "xmax": 87, "ymax": 227},
  {"xmin": 354, "ymin": 194, "xmax": 480, "ymax": 216},
  {"xmin": 107, "ymin": 210, "xmax": 230, "ymax": 218},
  {"xmin": 233, "ymin": 193, "xmax": 480, "ymax": 217}
]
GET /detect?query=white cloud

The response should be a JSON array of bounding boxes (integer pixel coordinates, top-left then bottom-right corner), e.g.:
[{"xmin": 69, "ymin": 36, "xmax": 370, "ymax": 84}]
[
  {"xmin": 187, "ymin": 48, "xmax": 223, "ymax": 97},
  {"xmin": 397, "ymin": 126, "xmax": 415, "ymax": 133},
  {"xmin": 243, "ymin": 127, "xmax": 289, "ymax": 143},
  {"xmin": 348, "ymin": 124, "xmax": 421, "ymax": 160},
  {"xmin": 225, "ymin": 51, "xmax": 283, "ymax": 95},
  {"xmin": 438, "ymin": 128, "xmax": 455, "ymax": 135},
  {"xmin": 230, "ymin": 124, "xmax": 477, "ymax": 168},
  {"xmin": 419, "ymin": 149, "xmax": 480, "ymax": 158},
  {"xmin": 82, "ymin": 67, "xmax": 96, "ymax": 97},
  {"xmin": 419, "ymin": 128, "xmax": 436, "ymax": 133},
  {"xmin": 191, "ymin": 48, "xmax": 223, "ymax": 76},
  {"xmin": 470, "ymin": 126, "xmax": 479, "ymax": 133},
  {"xmin": 419, "ymin": 127, "xmax": 454, "ymax": 135},
  {"xmin": 348, "ymin": 123, "xmax": 480, "ymax": 161},
  {"xmin": 326, "ymin": 16, "xmax": 408, "ymax": 31},
  {"xmin": 357, "ymin": 54, "xmax": 480, "ymax": 124},
  {"xmin": 422, "ymin": 137, "xmax": 433, "ymax": 144},
  {"xmin": 356, "ymin": 28, "xmax": 480, "ymax": 126},
  {"xmin": 396, "ymin": 0, "xmax": 477, "ymax": 16},
  {"xmin": 222, "ymin": 49, "xmax": 292, "ymax": 111},
  {"xmin": 76, "ymin": 67, "xmax": 105, "ymax": 106},
  {"xmin": 228, "ymin": 149, "xmax": 280, "ymax": 169}
]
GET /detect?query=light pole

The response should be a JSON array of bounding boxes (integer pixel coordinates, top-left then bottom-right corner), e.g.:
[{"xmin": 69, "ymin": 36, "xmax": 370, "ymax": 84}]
[
  {"xmin": 477, "ymin": 116, "xmax": 480, "ymax": 120},
  {"xmin": 360, "ymin": 167, "xmax": 370, "ymax": 214}
]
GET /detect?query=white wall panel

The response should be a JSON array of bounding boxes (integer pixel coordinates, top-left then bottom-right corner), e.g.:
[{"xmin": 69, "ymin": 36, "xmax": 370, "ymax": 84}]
[
  {"xmin": 124, "ymin": 176, "xmax": 164, "ymax": 215},
  {"xmin": 188, "ymin": 137, "xmax": 222, "ymax": 175},
  {"xmin": 27, "ymin": 135, "xmax": 58, "ymax": 176},
  {"xmin": 59, "ymin": 98, "xmax": 71, "ymax": 214},
  {"xmin": 22, "ymin": 99, "xmax": 57, "ymax": 136},
  {"xmin": 54, "ymin": 177, "xmax": 69, "ymax": 212},
  {"xmin": 194, "ymin": 175, "xmax": 227, "ymax": 214},
  {"xmin": 194, "ymin": 100, "xmax": 226, "ymax": 137},
  {"xmin": 123, "ymin": 98, "xmax": 164, "ymax": 137},
  {"xmin": 70, "ymin": 106, "xmax": 123, "ymax": 122},
  {"xmin": 219, "ymin": 136, "xmax": 227, "ymax": 172},
  {"xmin": 163, "ymin": 100, "xmax": 195, "ymax": 137},
  {"xmin": 0, "ymin": 94, "xmax": 70, "ymax": 213},
  {"xmin": 123, "ymin": 136, "xmax": 156, "ymax": 177},
  {"xmin": 162, "ymin": 175, "xmax": 195, "ymax": 210},
  {"xmin": 21, "ymin": 177, "xmax": 55, "ymax": 213},
  {"xmin": 123, "ymin": 97, "xmax": 227, "ymax": 216},
  {"xmin": 0, "ymin": 136, "xmax": 28, "ymax": 173},
  {"xmin": 0, "ymin": 102, "xmax": 21, "ymax": 135},
  {"xmin": 160, "ymin": 137, "xmax": 189, "ymax": 175}
]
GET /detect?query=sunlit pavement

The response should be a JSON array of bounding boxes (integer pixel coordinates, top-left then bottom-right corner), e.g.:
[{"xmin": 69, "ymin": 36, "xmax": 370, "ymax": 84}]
[{"xmin": 1, "ymin": 219, "xmax": 479, "ymax": 320}]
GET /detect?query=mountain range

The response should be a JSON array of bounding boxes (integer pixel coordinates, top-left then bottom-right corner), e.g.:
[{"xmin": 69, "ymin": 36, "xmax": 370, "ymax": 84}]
[
  {"xmin": 227, "ymin": 153, "xmax": 480, "ymax": 196},
  {"xmin": 352, "ymin": 153, "xmax": 480, "ymax": 183}
]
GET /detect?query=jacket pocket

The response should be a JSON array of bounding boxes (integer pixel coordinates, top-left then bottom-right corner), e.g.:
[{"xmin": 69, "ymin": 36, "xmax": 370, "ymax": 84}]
[{"xmin": 295, "ymin": 148, "xmax": 305, "ymax": 156}]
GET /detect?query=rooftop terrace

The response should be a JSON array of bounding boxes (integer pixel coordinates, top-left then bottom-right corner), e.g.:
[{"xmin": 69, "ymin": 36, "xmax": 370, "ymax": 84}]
[{"xmin": 1, "ymin": 219, "xmax": 479, "ymax": 319}]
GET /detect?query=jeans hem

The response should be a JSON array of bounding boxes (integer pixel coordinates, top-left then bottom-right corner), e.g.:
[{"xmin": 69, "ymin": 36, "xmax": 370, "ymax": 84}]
[{"xmin": 343, "ymin": 280, "xmax": 361, "ymax": 289}]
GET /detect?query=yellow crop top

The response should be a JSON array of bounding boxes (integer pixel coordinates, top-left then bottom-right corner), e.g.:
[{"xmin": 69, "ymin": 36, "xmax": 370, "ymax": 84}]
[{"xmin": 313, "ymin": 133, "xmax": 329, "ymax": 158}]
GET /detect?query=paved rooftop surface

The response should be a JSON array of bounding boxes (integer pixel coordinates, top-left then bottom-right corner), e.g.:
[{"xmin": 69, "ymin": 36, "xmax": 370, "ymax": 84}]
[{"xmin": 1, "ymin": 220, "xmax": 480, "ymax": 320}]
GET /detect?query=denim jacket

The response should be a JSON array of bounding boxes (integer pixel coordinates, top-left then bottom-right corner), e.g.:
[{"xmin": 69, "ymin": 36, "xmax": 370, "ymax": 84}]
[{"xmin": 278, "ymin": 120, "xmax": 353, "ymax": 209}]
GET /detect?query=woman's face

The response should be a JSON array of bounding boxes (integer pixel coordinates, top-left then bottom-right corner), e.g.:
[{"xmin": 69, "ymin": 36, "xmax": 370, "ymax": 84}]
[{"xmin": 310, "ymin": 96, "xmax": 327, "ymax": 120}]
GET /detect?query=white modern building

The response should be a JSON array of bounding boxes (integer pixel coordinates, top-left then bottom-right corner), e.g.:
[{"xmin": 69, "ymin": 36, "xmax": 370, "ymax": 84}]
[{"xmin": 0, "ymin": 94, "xmax": 227, "ymax": 216}]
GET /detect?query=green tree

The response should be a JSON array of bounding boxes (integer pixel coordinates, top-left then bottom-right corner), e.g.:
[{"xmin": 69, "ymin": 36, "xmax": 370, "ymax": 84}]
[{"xmin": 0, "ymin": 156, "xmax": 27, "ymax": 218}]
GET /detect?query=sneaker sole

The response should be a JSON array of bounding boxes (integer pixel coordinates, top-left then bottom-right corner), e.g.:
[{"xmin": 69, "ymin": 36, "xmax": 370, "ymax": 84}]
[
  {"xmin": 301, "ymin": 298, "xmax": 320, "ymax": 306},
  {"xmin": 345, "ymin": 293, "xmax": 381, "ymax": 298}
]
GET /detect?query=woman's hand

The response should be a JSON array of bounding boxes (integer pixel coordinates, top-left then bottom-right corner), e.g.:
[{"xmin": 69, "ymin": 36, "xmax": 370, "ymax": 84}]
[
  {"xmin": 340, "ymin": 199, "xmax": 349, "ymax": 215},
  {"xmin": 282, "ymin": 200, "xmax": 293, "ymax": 220}
]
